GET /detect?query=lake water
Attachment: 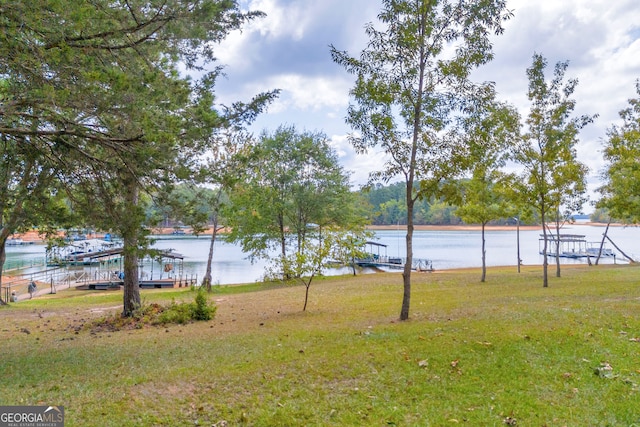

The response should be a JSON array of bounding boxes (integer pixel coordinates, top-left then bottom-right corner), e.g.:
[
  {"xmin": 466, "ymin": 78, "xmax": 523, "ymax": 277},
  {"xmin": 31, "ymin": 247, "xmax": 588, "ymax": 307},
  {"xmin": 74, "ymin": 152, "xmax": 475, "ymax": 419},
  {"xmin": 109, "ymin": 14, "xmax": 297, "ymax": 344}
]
[{"xmin": 5, "ymin": 224, "xmax": 640, "ymax": 285}]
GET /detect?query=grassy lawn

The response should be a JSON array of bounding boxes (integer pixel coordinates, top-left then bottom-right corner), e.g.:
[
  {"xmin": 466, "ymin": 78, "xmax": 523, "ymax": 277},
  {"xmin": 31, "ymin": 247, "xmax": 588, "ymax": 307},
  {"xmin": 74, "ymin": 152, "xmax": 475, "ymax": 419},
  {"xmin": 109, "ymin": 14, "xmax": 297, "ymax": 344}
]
[{"xmin": 1, "ymin": 264, "xmax": 639, "ymax": 426}]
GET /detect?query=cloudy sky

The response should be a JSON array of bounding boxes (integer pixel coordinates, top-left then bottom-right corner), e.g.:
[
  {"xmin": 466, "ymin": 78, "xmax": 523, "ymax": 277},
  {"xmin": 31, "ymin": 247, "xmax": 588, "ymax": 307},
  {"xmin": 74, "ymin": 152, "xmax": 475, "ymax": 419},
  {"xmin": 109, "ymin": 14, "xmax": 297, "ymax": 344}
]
[{"xmin": 212, "ymin": 0, "xmax": 640, "ymax": 200}]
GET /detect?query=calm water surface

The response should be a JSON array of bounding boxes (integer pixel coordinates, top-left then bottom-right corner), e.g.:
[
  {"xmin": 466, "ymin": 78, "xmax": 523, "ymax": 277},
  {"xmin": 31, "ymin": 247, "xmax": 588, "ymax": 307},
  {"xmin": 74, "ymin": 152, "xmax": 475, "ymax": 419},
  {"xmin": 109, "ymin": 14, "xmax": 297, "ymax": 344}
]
[{"xmin": 5, "ymin": 225, "xmax": 640, "ymax": 285}]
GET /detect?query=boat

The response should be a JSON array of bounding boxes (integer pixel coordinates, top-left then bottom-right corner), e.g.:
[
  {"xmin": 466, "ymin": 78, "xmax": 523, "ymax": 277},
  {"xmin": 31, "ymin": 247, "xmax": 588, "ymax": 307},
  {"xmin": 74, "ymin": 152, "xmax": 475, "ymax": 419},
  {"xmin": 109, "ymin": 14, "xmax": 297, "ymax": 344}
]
[
  {"xmin": 6, "ymin": 238, "xmax": 34, "ymax": 246},
  {"xmin": 46, "ymin": 238, "xmax": 122, "ymax": 266}
]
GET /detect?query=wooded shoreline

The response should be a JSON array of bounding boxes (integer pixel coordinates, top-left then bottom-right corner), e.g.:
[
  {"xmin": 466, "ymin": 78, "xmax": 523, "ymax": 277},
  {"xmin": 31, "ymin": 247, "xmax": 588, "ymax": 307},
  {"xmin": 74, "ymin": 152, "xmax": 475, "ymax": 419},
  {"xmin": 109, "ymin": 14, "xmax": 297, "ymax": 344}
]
[
  {"xmin": 365, "ymin": 223, "xmax": 615, "ymax": 232},
  {"xmin": 12, "ymin": 222, "xmax": 620, "ymax": 242}
]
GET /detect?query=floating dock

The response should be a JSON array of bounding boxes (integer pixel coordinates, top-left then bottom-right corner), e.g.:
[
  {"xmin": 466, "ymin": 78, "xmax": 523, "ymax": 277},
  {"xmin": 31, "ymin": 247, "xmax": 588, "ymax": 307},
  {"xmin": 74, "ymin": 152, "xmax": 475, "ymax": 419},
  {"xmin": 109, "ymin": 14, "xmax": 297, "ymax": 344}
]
[
  {"xmin": 4, "ymin": 247, "xmax": 197, "ymax": 301},
  {"xmin": 538, "ymin": 234, "xmax": 615, "ymax": 259},
  {"xmin": 355, "ymin": 241, "xmax": 434, "ymax": 271}
]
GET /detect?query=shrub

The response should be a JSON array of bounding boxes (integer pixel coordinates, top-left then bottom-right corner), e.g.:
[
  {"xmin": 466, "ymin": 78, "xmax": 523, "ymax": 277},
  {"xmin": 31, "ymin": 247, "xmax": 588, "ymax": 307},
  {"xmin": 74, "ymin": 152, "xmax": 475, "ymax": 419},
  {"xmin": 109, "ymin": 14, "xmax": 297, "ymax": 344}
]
[
  {"xmin": 155, "ymin": 299, "xmax": 194, "ymax": 325},
  {"xmin": 89, "ymin": 291, "xmax": 216, "ymax": 331},
  {"xmin": 192, "ymin": 287, "xmax": 216, "ymax": 320}
]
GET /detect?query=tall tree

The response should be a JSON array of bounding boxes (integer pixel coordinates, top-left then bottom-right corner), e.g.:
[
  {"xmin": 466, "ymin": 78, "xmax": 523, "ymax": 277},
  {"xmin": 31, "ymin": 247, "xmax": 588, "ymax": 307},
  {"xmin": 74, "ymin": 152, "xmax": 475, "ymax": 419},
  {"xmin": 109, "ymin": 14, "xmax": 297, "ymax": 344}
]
[
  {"xmin": 0, "ymin": 0, "xmax": 273, "ymax": 314},
  {"xmin": 331, "ymin": 0, "xmax": 512, "ymax": 320},
  {"xmin": 454, "ymin": 102, "xmax": 520, "ymax": 282},
  {"xmin": 598, "ymin": 80, "xmax": 640, "ymax": 224},
  {"xmin": 227, "ymin": 126, "xmax": 366, "ymax": 284},
  {"xmin": 512, "ymin": 54, "xmax": 594, "ymax": 287},
  {"xmin": 197, "ymin": 97, "xmax": 280, "ymax": 292},
  {"xmin": 0, "ymin": 136, "xmax": 73, "ymax": 303}
]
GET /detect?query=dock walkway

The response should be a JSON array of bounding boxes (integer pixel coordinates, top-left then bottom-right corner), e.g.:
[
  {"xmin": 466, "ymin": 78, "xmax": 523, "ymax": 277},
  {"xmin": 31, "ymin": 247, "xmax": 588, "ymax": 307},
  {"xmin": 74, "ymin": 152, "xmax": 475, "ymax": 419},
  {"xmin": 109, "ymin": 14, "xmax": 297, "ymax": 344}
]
[{"xmin": 356, "ymin": 242, "xmax": 433, "ymax": 272}]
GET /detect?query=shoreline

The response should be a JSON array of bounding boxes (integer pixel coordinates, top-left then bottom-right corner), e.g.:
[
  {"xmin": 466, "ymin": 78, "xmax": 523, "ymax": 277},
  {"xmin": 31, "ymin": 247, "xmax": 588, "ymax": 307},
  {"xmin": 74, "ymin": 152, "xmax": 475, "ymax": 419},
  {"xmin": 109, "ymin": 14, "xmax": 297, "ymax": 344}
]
[
  {"xmin": 366, "ymin": 224, "xmax": 539, "ymax": 232},
  {"xmin": 9, "ymin": 222, "xmax": 622, "ymax": 243},
  {"xmin": 365, "ymin": 222, "xmax": 618, "ymax": 232}
]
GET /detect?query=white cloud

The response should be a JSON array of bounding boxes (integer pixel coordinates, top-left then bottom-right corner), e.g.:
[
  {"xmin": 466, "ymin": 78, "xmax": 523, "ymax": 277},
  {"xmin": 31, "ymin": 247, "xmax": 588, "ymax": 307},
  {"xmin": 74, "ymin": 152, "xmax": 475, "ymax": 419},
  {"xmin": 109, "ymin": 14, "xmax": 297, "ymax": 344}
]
[
  {"xmin": 268, "ymin": 74, "xmax": 351, "ymax": 111},
  {"xmin": 212, "ymin": 0, "xmax": 640, "ymax": 192},
  {"xmin": 244, "ymin": 0, "xmax": 310, "ymax": 40},
  {"xmin": 215, "ymin": 0, "xmax": 311, "ymax": 71}
]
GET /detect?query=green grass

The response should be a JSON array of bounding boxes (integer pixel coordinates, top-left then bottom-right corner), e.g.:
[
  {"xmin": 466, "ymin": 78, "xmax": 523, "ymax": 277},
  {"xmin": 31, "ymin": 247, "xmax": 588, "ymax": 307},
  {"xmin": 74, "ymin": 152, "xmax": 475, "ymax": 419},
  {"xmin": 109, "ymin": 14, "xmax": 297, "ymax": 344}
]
[{"xmin": 1, "ymin": 265, "xmax": 640, "ymax": 426}]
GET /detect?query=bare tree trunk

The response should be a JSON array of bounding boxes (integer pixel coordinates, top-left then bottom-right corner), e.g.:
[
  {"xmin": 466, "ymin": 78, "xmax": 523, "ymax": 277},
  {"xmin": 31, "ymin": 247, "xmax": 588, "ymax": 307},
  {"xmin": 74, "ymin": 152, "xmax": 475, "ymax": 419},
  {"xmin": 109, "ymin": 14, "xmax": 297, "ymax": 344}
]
[
  {"xmin": 401, "ymin": 195, "xmax": 414, "ymax": 321},
  {"xmin": 595, "ymin": 219, "xmax": 611, "ymax": 265},
  {"xmin": 0, "ymin": 243, "xmax": 6, "ymax": 305},
  {"xmin": 122, "ymin": 241, "xmax": 141, "ymax": 317},
  {"xmin": 541, "ymin": 211, "xmax": 549, "ymax": 288},
  {"xmin": 202, "ymin": 219, "xmax": 218, "ymax": 292},
  {"xmin": 481, "ymin": 221, "xmax": 486, "ymax": 283},
  {"xmin": 122, "ymin": 177, "xmax": 141, "ymax": 317},
  {"xmin": 605, "ymin": 235, "xmax": 636, "ymax": 263},
  {"xmin": 302, "ymin": 275, "xmax": 314, "ymax": 311},
  {"xmin": 202, "ymin": 189, "xmax": 224, "ymax": 292},
  {"xmin": 554, "ymin": 217, "xmax": 561, "ymax": 278},
  {"xmin": 278, "ymin": 213, "xmax": 288, "ymax": 280}
]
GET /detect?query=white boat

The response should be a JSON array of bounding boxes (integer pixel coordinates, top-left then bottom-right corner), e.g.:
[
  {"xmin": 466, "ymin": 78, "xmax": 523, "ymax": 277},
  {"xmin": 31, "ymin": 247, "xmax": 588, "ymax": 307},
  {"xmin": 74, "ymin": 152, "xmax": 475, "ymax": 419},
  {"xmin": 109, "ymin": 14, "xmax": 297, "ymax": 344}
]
[
  {"xmin": 46, "ymin": 239, "xmax": 122, "ymax": 266},
  {"xmin": 6, "ymin": 238, "xmax": 34, "ymax": 246}
]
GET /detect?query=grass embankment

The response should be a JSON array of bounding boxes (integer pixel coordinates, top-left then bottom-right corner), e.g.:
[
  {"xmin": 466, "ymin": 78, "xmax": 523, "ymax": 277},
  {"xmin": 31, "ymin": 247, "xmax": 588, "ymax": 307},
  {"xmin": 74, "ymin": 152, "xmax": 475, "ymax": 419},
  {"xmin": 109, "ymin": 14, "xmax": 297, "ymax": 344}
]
[{"xmin": 1, "ymin": 265, "xmax": 639, "ymax": 426}]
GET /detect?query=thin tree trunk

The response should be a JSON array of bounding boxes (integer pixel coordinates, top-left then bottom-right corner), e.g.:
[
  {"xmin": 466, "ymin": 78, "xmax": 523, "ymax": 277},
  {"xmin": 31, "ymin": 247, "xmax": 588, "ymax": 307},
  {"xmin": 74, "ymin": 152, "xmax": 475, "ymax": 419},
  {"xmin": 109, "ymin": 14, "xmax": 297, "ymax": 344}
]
[
  {"xmin": 202, "ymin": 189, "xmax": 224, "ymax": 292},
  {"xmin": 302, "ymin": 275, "xmax": 314, "ymax": 311},
  {"xmin": 481, "ymin": 221, "xmax": 486, "ymax": 283},
  {"xmin": 0, "ymin": 243, "xmax": 6, "ymax": 305},
  {"xmin": 202, "ymin": 217, "xmax": 219, "ymax": 292},
  {"xmin": 541, "ymin": 213, "xmax": 549, "ymax": 288},
  {"xmin": 399, "ymin": 8, "xmax": 429, "ymax": 321},
  {"xmin": 554, "ymin": 217, "xmax": 561, "ymax": 278},
  {"xmin": 401, "ymin": 194, "xmax": 414, "ymax": 321},
  {"xmin": 605, "ymin": 235, "xmax": 636, "ymax": 263},
  {"xmin": 595, "ymin": 219, "xmax": 611, "ymax": 265},
  {"xmin": 351, "ymin": 260, "xmax": 357, "ymax": 276}
]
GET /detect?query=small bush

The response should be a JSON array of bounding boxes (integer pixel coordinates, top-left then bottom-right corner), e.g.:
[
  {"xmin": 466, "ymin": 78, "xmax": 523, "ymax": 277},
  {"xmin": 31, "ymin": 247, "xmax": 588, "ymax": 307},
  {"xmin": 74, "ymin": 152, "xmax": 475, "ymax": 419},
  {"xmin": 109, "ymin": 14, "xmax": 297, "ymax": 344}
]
[
  {"xmin": 192, "ymin": 288, "xmax": 216, "ymax": 321},
  {"xmin": 152, "ymin": 291, "xmax": 217, "ymax": 325},
  {"xmin": 155, "ymin": 299, "xmax": 194, "ymax": 325},
  {"xmin": 90, "ymin": 291, "xmax": 216, "ymax": 331}
]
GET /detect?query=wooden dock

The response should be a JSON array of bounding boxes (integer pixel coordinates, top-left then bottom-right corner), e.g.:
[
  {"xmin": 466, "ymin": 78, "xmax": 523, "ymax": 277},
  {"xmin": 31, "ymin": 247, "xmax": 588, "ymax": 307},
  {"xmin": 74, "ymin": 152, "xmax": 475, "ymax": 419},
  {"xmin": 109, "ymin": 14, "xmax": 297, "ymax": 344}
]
[
  {"xmin": 3, "ymin": 247, "xmax": 197, "ymax": 301},
  {"xmin": 355, "ymin": 256, "xmax": 433, "ymax": 272},
  {"xmin": 77, "ymin": 278, "xmax": 195, "ymax": 291},
  {"xmin": 356, "ymin": 242, "xmax": 433, "ymax": 271}
]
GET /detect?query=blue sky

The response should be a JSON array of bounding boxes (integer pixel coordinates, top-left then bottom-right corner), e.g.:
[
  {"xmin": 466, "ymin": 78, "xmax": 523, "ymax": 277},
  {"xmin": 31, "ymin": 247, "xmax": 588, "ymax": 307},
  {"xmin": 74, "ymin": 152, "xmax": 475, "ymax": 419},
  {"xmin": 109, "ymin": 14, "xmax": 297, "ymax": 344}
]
[{"xmin": 212, "ymin": 0, "xmax": 640, "ymax": 197}]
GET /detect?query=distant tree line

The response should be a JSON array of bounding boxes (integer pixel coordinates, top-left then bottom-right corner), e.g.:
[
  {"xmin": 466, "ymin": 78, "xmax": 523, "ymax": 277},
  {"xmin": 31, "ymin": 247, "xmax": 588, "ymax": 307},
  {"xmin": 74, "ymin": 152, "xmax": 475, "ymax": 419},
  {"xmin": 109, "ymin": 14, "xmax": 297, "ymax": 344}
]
[{"xmin": 360, "ymin": 181, "xmax": 520, "ymax": 226}]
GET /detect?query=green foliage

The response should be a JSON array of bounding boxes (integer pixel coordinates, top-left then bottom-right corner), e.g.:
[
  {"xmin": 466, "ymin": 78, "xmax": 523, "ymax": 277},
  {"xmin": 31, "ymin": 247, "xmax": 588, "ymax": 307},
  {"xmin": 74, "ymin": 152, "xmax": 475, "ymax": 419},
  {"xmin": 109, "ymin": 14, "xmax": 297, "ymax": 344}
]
[
  {"xmin": 0, "ymin": 0, "xmax": 276, "ymax": 311},
  {"xmin": 146, "ymin": 184, "xmax": 225, "ymax": 232},
  {"xmin": 91, "ymin": 291, "xmax": 216, "ymax": 329},
  {"xmin": 155, "ymin": 300, "xmax": 197, "ymax": 325},
  {"xmin": 332, "ymin": 0, "xmax": 512, "ymax": 319},
  {"xmin": 512, "ymin": 53, "xmax": 595, "ymax": 286},
  {"xmin": 455, "ymin": 102, "xmax": 520, "ymax": 224},
  {"xmin": 590, "ymin": 208, "xmax": 622, "ymax": 224},
  {"xmin": 513, "ymin": 54, "xmax": 594, "ymax": 220},
  {"xmin": 598, "ymin": 80, "xmax": 640, "ymax": 223},
  {"xmin": 361, "ymin": 182, "xmax": 527, "ymax": 226},
  {"xmin": 452, "ymin": 102, "xmax": 521, "ymax": 281},
  {"xmin": 227, "ymin": 126, "xmax": 367, "ymax": 280},
  {"xmin": 191, "ymin": 287, "xmax": 217, "ymax": 321}
]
